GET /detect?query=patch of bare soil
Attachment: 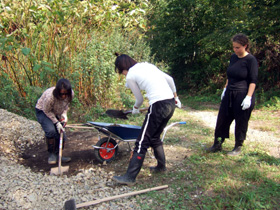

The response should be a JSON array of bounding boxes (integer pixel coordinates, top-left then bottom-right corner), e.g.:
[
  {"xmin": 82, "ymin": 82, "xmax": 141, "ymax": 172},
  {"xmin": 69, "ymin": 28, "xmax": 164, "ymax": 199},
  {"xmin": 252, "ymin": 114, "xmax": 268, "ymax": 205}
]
[
  {"xmin": 20, "ymin": 128, "xmax": 135, "ymax": 176},
  {"xmin": 20, "ymin": 129, "xmax": 100, "ymax": 175},
  {"xmin": 20, "ymin": 126, "xmax": 191, "ymax": 181}
]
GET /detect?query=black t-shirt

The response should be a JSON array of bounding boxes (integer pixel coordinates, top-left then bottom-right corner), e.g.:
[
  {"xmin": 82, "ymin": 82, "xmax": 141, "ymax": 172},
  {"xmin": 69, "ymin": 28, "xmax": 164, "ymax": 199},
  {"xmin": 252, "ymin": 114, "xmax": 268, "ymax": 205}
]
[{"xmin": 227, "ymin": 54, "xmax": 258, "ymax": 91}]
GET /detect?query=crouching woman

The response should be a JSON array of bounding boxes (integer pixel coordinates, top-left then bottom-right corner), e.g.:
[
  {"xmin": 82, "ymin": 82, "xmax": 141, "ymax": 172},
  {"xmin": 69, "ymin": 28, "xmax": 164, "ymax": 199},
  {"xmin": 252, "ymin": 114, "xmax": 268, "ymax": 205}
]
[{"xmin": 35, "ymin": 78, "xmax": 74, "ymax": 164}]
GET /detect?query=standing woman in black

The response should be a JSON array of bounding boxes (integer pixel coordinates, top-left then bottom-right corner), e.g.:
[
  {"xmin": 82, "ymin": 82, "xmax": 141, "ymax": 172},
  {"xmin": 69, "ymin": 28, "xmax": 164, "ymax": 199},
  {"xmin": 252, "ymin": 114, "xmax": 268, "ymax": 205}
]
[{"xmin": 207, "ymin": 33, "xmax": 258, "ymax": 156}]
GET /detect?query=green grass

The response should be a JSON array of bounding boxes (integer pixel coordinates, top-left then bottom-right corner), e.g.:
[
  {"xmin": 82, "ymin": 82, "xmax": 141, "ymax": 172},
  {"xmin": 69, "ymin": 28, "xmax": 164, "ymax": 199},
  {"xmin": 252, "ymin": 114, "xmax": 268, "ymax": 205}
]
[{"xmin": 125, "ymin": 95, "xmax": 280, "ymax": 210}]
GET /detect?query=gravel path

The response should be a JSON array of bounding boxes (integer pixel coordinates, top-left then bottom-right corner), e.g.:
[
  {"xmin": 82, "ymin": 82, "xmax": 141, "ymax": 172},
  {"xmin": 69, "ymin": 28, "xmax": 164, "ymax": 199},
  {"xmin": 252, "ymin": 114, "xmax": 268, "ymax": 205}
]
[{"xmin": 187, "ymin": 109, "xmax": 280, "ymax": 158}]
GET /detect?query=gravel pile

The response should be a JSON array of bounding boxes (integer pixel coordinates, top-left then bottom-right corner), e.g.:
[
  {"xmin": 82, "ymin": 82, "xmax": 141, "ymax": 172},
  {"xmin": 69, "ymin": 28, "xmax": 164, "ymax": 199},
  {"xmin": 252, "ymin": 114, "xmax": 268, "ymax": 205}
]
[
  {"xmin": 0, "ymin": 109, "xmax": 45, "ymax": 161},
  {"xmin": 0, "ymin": 109, "xmax": 141, "ymax": 210}
]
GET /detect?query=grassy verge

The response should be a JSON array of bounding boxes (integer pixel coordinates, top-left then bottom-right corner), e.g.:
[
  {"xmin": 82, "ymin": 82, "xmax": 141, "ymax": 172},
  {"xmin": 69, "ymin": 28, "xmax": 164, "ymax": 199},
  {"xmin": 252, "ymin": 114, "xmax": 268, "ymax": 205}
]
[{"xmin": 129, "ymin": 96, "xmax": 280, "ymax": 209}]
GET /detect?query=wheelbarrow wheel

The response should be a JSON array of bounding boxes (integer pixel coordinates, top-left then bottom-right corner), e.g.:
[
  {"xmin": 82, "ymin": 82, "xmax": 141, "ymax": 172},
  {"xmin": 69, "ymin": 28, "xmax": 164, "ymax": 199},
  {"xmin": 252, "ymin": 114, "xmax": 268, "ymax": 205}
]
[{"xmin": 93, "ymin": 137, "xmax": 118, "ymax": 163}]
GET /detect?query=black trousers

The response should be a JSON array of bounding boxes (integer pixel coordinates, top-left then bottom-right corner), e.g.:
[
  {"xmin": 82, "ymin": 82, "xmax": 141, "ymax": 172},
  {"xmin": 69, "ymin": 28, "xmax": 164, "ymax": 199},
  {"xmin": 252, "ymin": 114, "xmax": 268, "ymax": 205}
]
[
  {"xmin": 214, "ymin": 90, "xmax": 255, "ymax": 145},
  {"xmin": 134, "ymin": 98, "xmax": 176, "ymax": 154}
]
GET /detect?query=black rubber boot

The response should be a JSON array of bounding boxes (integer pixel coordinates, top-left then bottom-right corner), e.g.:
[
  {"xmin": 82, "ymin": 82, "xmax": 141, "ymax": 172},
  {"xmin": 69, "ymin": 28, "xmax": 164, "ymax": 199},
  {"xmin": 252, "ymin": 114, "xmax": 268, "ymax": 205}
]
[
  {"xmin": 112, "ymin": 152, "xmax": 145, "ymax": 185},
  {"xmin": 206, "ymin": 137, "xmax": 224, "ymax": 153},
  {"xmin": 227, "ymin": 140, "xmax": 244, "ymax": 156},
  {"xmin": 150, "ymin": 145, "xmax": 166, "ymax": 173},
  {"xmin": 47, "ymin": 138, "xmax": 57, "ymax": 164}
]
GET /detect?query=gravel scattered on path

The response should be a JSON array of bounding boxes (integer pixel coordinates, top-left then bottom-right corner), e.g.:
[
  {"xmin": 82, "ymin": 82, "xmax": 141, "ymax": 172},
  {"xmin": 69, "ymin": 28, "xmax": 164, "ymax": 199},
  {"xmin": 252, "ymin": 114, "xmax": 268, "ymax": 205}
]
[{"xmin": 0, "ymin": 109, "xmax": 141, "ymax": 210}]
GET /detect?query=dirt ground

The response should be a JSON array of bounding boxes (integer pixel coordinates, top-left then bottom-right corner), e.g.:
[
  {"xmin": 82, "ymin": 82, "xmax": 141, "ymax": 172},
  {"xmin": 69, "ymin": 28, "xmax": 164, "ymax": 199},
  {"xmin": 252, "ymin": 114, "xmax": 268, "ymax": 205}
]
[
  {"xmin": 20, "ymin": 124, "xmax": 191, "ymax": 185},
  {"xmin": 19, "ymin": 127, "xmax": 179, "ymax": 179},
  {"xmin": 20, "ymin": 129, "xmax": 127, "ymax": 175}
]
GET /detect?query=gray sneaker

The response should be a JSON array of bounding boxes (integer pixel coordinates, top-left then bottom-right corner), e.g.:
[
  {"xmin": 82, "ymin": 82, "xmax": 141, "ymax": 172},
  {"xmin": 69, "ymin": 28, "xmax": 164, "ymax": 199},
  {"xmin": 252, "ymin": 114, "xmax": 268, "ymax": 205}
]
[
  {"xmin": 48, "ymin": 153, "xmax": 57, "ymax": 165},
  {"xmin": 227, "ymin": 146, "xmax": 242, "ymax": 156}
]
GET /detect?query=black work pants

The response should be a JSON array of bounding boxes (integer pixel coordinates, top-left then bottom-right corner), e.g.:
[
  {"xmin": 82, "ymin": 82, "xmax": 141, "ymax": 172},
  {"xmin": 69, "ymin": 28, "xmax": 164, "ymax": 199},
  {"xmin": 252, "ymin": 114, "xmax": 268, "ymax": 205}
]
[
  {"xmin": 214, "ymin": 90, "xmax": 255, "ymax": 145},
  {"xmin": 134, "ymin": 98, "xmax": 176, "ymax": 154}
]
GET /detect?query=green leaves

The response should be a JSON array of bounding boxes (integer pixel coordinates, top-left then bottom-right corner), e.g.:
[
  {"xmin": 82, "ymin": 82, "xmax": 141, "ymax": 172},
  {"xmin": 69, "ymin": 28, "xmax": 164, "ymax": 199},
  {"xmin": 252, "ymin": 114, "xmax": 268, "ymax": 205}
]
[
  {"xmin": 21, "ymin": 48, "xmax": 31, "ymax": 56},
  {"xmin": 148, "ymin": 0, "xmax": 280, "ymax": 92}
]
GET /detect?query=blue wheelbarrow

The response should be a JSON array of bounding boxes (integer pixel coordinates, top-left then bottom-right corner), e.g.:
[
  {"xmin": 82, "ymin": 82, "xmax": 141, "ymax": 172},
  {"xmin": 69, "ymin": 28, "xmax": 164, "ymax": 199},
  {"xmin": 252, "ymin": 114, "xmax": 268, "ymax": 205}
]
[{"xmin": 82, "ymin": 121, "xmax": 186, "ymax": 163}]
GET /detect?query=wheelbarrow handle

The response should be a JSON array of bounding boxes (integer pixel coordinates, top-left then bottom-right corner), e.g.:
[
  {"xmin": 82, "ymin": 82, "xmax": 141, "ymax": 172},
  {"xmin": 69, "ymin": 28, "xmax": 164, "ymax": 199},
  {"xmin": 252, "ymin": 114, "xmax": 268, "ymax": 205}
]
[{"xmin": 161, "ymin": 121, "xmax": 186, "ymax": 142}]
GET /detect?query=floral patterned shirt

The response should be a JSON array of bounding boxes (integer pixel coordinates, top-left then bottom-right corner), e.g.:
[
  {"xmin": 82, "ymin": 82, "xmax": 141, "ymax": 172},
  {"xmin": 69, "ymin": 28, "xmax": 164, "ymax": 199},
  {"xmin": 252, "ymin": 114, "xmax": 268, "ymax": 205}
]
[{"xmin": 35, "ymin": 87, "xmax": 74, "ymax": 124}]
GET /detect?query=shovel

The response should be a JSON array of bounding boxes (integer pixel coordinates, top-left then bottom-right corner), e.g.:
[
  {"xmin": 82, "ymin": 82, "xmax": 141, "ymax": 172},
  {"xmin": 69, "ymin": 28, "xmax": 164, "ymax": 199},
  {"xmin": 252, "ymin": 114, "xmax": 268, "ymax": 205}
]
[
  {"xmin": 50, "ymin": 131, "xmax": 69, "ymax": 175},
  {"xmin": 105, "ymin": 107, "xmax": 149, "ymax": 119}
]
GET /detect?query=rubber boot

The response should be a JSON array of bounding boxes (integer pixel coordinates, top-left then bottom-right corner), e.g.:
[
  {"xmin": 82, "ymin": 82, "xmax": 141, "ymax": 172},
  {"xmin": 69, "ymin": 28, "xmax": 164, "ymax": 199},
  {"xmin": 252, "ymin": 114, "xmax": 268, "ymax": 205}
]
[
  {"xmin": 47, "ymin": 138, "xmax": 57, "ymax": 164},
  {"xmin": 227, "ymin": 140, "xmax": 243, "ymax": 156},
  {"xmin": 206, "ymin": 137, "xmax": 224, "ymax": 153},
  {"xmin": 112, "ymin": 152, "xmax": 145, "ymax": 185},
  {"xmin": 150, "ymin": 145, "xmax": 166, "ymax": 173}
]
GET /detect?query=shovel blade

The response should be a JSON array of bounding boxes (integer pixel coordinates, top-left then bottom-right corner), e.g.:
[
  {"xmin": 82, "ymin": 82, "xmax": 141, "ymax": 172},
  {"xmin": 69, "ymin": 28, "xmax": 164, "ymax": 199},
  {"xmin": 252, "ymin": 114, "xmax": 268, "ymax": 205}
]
[
  {"xmin": 50, "ymin": 166, "xmax": 69, "ymax": 175},
  {"xmin": 105, "ymin": 109, "xmax": 128, "ymax": 119}
]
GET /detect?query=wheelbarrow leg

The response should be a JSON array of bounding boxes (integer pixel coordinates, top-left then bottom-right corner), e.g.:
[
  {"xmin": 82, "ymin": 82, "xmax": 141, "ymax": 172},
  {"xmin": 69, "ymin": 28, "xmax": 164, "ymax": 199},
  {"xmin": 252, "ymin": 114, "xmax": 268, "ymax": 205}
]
[{"xmin": 126, "ymin": 141, "xmax": 133, "ymax": 152}]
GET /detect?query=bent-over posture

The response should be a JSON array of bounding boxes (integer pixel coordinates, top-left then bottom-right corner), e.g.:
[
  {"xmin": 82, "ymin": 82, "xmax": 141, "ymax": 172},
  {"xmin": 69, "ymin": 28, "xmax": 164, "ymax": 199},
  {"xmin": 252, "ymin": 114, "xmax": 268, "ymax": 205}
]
[{"xmin": 112, "ymin": 53, "xmax": 181, "ymax": 185}]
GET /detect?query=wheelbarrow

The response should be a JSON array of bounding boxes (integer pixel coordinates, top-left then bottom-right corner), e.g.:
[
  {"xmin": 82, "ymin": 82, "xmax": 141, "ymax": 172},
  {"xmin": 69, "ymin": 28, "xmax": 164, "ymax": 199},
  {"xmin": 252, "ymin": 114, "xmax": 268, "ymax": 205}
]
[{"xmin": 82, "ymin": 121, "xmax": 186, "ymax": 163}]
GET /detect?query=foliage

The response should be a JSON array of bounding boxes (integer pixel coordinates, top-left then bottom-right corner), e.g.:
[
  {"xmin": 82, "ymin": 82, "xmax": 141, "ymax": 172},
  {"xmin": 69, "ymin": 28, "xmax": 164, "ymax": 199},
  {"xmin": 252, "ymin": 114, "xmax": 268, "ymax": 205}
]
[
  {"xmin": 1, "ymin": 0, "xmax": 280, "ymax": 119},
  {"xmin": 0, "ymin": 0, "xmax": 151, "ymax": 117},
  {"xmin": 70, "ymin": 29, "xmax": 152, "ymax": 109},
  {"xmin": 248, "ymin": 0, "xmax": 280, "ymax": 92},
  {"xmin": 147, "ymin": 0, "xmax": 280, "ymax": 94}
]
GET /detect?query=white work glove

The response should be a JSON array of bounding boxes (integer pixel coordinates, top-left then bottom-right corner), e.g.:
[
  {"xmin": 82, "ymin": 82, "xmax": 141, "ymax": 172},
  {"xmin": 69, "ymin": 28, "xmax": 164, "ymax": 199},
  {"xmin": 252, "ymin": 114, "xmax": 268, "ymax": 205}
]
[
  {"xmin": 221, "ymin": 88, "xmax": 226, "ymax": 100},
  {"xmin": 175, "ymin": 97, "xmax": 182, "ymax": 108},
  {"xmin": 61, "ymin": 113, "xmax": 68, "ymax": 124},
  {"xmin": 241, "ymin": 95, "xmax": 252, "ymax": 110},
  {"xmin": 132, "ymin": 106, "xmax": 140, "ymax": 115},
  {"xmin": 56, "ymin": 122, "xmax": 65, "ymax": 133}
]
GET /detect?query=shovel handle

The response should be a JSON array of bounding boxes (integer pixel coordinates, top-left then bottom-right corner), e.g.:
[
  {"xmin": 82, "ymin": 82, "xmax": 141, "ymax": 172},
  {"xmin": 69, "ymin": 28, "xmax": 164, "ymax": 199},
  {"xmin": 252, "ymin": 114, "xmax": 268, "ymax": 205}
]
[
  {"xmin": 58, "ymin": 131, "xmax": 63, "ymax": 175},
  {"xmin": 124, "ymin": 107, "xmax": 149, "ymax": 114}
]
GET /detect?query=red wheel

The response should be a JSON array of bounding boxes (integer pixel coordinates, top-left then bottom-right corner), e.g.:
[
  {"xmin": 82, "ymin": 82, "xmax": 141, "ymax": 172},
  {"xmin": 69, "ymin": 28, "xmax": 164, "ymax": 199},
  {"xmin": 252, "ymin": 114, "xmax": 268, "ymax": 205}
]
[{"xmin": 93, "ymin": 137, "xmax": 118, "ymax": 163}]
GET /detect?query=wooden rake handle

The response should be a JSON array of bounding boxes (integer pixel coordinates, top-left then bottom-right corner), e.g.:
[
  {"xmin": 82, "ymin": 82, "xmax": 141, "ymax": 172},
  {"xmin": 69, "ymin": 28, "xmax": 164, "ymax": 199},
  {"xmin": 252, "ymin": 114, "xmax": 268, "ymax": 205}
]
[{"xmin": 76, "ymin": 185, "xmax": 168, "ymax": 208}]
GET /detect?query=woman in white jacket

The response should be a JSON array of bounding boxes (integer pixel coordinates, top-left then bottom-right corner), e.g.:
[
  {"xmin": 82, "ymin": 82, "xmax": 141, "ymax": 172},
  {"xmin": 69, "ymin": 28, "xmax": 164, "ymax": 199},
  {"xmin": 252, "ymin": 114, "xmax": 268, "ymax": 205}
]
[{"xmin": 112, "ymin": 53, "xmax": 181, "ymax": 185}]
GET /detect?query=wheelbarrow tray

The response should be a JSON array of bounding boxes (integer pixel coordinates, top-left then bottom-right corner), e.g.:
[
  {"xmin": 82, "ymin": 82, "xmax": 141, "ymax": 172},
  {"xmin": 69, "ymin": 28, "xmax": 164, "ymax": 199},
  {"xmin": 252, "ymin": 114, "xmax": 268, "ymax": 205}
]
[
  {"xmin": 87, "ymin": 121, "xmax": 142, "ymax": 140},
  {"xmin": 68, "ymin": 121, "xmax": 185, "ymax": 163}
]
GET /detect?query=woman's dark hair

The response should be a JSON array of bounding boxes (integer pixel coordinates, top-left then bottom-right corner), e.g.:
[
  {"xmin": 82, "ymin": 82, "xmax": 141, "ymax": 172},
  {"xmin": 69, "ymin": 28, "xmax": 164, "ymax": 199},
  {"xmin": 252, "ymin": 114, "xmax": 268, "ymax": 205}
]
[
  {"xmin": 232, "ymin": 33, "xmax": 250, "ymax": 52},
  {"xmin": 114, "ymin": 52, "xmax": 137, "ymax": 74},
  {"xmin": 53, "ymin": 78, "xmax": 73, "ymax": 102}
]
